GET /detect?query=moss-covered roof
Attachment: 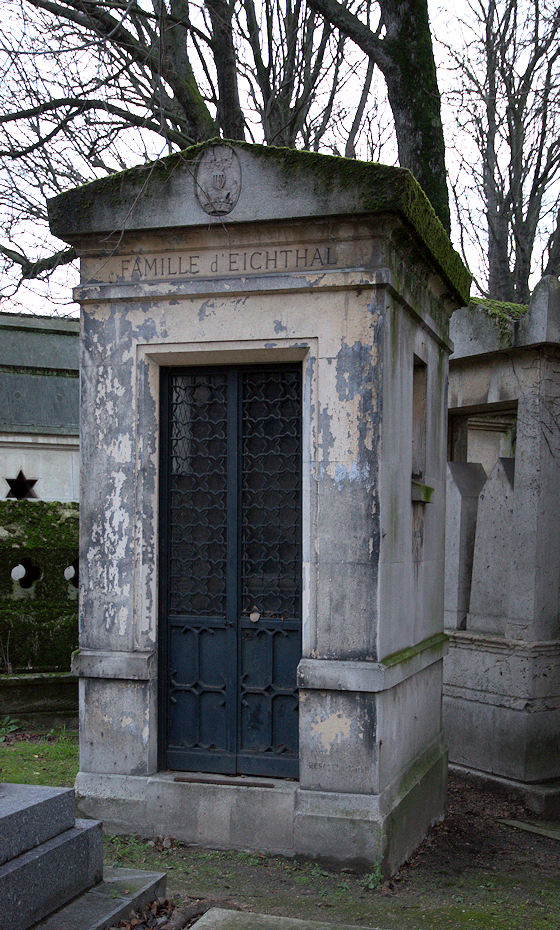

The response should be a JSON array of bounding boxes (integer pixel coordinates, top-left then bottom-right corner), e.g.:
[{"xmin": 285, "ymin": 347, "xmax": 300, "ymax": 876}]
[{"xmin": 48, "ymin": 138, "xmax": 471, "ymax": 304}]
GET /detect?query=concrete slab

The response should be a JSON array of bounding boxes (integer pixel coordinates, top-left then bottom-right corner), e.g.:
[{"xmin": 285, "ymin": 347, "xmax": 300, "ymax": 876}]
[
  {"xmin": 33, "ymin": 866, "xmax": 166, "ymax": 930},
  {"xmin": 0, "ymin": 783, "xmax": 75, "ymax": 866},
  {"xmin": 498, "ymin": 819, "xmax": 560, "ymax": 842},
  {"xmin": 192, "ymin": 909, "xmax": 385, "ymax": 930}
]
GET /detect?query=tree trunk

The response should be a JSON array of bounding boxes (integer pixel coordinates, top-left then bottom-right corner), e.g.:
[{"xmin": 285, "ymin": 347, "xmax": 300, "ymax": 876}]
[
  {"xmin": 377, "ymin": 0, "xmax": 450, "ymax": 234},
  {"xmin": 205, "ymin": 0, "xmax": 246, "ymax": 139},
  {"xmin": 307, "ymin": 0, "xmax": 450, "ymax": 233}
]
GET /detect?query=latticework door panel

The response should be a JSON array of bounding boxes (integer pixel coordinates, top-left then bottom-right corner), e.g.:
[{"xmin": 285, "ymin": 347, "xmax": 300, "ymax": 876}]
[{"xmin": 160, "ymin": 365, "xmax": 301, "ymax": 777}]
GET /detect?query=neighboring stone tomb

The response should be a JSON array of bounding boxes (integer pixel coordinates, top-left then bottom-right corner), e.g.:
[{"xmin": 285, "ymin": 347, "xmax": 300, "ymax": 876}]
[
  {"xmin": 48, "ymin": 141, "xmax": 468, "ymax": 872},
  {"xmin": 0, "ymin": 312, "xmax": 79, "ymax": 503},
  {"xmin": 444, "ymin": 276, "xmax": 560, "ymax": 804}
]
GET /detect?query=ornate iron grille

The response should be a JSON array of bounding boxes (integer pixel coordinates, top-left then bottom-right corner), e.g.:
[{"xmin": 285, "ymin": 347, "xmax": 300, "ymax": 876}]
[
  {"xmin": 160, "ymin": 365, "xmax": 301, "ymax": 778},
  {"xmin": 169, "ymin": 372, "xmax": 228, "ymax": 617},
  {"xmin": 241, "ymin": 369, "xmax": 301, "ymax": 621}
]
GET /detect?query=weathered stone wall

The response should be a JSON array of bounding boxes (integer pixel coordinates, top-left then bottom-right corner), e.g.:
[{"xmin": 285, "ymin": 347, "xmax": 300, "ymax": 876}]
[
  {"xmin": 0, "ymin": 500, "xmax": 79, "ymax": 672},
  {"xmin": 444, "ymin": 276, "xmax": 560, "ymax": 795},
  {"xmin": 0, "ymin": 672, "xmax": 77, "ymax": 728}
]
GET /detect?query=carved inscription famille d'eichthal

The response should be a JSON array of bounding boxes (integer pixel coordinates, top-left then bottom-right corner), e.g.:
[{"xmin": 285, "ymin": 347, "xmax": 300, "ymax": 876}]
[{"xmin": 117, "ymin": 245, "xmax": 338, "ymax": 282}]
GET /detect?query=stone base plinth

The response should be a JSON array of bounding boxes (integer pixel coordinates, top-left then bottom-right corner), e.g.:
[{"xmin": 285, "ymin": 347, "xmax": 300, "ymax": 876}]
[
  {"xmin": 75, "ymin": 741, "xmax": 447, "ymax": 875},
  {"xmin": 450, "ymin": 764, "xmax": 560, "ymax": 819},
  {"xmin": 0, "ymin": 784, "xmax": 75, "ymax": 866},
  {"xmin": 443, "ymin": 630, "xmax": 560, "ymax": 783},
  {"xmin": 1, "ymin": 819, "xmax": 103, "ymax": 930}
]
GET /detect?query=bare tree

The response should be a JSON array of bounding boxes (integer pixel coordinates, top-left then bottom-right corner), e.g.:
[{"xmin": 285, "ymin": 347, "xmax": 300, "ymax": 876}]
[
  {"xmin": 305, "ymin": 0, "xmax": 451, "ymax": 232},
  {"xmin": 236, "ymin": 0, "xmax": 344, "ymax": 149},
  {"xmin": 0, "ymin": 0, "xmax": 376, "ymax": 304},
  {"xmin": 442, "ymin": 0, "xmax": 560, "ymax": 302}
]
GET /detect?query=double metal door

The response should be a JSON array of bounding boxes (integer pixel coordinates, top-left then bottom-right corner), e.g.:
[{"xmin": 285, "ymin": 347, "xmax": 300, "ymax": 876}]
[{"xmin": 159, "ymin": 365, "xmax": 301, "ymax": 777}]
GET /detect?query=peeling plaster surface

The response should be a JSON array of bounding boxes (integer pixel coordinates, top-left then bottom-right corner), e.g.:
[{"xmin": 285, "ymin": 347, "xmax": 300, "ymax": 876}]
[{"xmin": 310, "ymin": 711, "xmax": 355, "ymax": 750}]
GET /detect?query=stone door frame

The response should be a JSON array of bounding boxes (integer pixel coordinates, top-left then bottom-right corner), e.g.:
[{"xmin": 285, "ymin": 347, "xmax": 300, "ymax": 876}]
[{"xmin": 136, "ymin": 338, "xmax": 318, "ymax": 775}]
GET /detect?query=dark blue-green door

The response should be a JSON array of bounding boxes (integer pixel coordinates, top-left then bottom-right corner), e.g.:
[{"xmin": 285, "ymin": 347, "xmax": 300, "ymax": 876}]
[{"xmin": 160, "ymin": 365, "xmax": 301, "ymax": 777}]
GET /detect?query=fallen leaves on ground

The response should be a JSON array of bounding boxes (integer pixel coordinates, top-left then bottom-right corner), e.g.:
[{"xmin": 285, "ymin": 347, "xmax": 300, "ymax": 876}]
[
  {"xmin": 112, "ymin": 896, "xmax": 242, "ymax": 930},
  {"xmin": 110, "ymin": 897, "xmax": 202, "ymax": 930}
]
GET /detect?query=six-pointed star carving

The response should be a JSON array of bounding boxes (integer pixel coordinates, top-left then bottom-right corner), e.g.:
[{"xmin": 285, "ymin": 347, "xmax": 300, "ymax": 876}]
[{"xmin": 6, "ymin": 470, "xmax": 37, "ymax": 499}]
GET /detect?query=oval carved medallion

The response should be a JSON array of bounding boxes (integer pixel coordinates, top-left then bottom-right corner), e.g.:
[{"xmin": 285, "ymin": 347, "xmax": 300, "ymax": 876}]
[{"xmin": 195, "ymin": 145, "xmax": 242, "ymax": 216}]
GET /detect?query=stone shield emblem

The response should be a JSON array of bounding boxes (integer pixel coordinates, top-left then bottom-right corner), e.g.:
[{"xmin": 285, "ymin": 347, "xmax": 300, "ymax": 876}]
[{"xmin": 195, "ymin": 145, "xmax": 241, "ymax": 216}]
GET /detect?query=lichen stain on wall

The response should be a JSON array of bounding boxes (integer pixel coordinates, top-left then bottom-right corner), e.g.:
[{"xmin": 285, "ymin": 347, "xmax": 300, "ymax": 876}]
[
  {"xmin": 93, "ymin": 367, "xmax": 126, "ymax": 423},
  {"xmin": 198, "ymin": 299, "xmax": 215, "ymax": 321},
  {"xmin": 135, "ymin": 356, "xmax": 159, "ymax": 640},
  {"xmin": 106, "ymin": 433, "xmax": 133, "ymax": 464},
  {"xmin": 142, "ymin": 705, "xmax": 150, "ymax": 746}
]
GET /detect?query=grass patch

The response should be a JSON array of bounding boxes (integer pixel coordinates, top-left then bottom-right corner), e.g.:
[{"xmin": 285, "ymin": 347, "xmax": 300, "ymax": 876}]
[
  {"xmin": 0, "ymin": 726, "xmax": 78, "ymax": 786},
  {"xmin": 100, "ymin": 832, "xmax": 560, "ymax": 930},
  {"xmin": 3, "ymin": 731, "xmax": 560, "ymax": 930}
]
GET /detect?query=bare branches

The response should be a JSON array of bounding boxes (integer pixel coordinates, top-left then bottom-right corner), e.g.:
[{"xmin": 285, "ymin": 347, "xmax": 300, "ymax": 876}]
[
  {"xmin": 307, "ymin": 0, "xmax": 386, "ymax": 65},
  {"xmin": 204, "ymin": 0, "xmax": 245, "ymax": 139},
  {"xmin": 0, "ymin": 0, "xmax": 393, "ymax": 307},
  {"xmin": 0, "ymin": 243, "xmax": 76, "ymax": 279},
  {"xmin": 236, "ymin": 0, "xmax": 358, "ymax": 149},
  {"xmin": 440, "ymin": 0, "xmax": 560, "ymax": 301}
]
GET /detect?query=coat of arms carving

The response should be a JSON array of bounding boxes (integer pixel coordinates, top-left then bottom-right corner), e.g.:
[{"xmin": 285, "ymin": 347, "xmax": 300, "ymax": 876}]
[{"xmin": 195, "ymin": 145, "xmax": 242, "ymax": 216}]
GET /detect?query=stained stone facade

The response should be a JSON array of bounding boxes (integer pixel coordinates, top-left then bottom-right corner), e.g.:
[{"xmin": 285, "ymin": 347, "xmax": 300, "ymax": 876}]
[{"xmin": 48, "ymin": 141, "xmax": 468, "ymax": 872}]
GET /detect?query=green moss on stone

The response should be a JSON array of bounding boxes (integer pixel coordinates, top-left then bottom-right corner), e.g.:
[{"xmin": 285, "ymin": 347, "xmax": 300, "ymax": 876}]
[
  {"xmin": 0, "ymin": 606, "xmax": 78, "ymax": 673},
  {"xmin": 0, "ymin": 500, "xmax": 78, "ymax": 549},
  {"xmin": 49, "ymin": 139, "xmax": 471, "ymax": 305},
  {"xmin": 471, "ymin": 297, "xmax": 529, "ymax": 347},
  {"xmin": 381, "ymin": 632, "xmax": 447, "ymax": 668}
]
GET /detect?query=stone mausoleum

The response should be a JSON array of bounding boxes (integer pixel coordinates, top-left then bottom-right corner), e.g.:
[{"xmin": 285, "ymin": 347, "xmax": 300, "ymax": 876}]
[{"xmin": 48, "ymin": 141, "xmax": 469, "ymax": 872}]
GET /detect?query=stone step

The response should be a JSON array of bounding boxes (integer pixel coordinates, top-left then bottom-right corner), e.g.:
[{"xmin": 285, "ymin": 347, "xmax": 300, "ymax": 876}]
[
  {"xmin": 0, "ymin": 818, "xmax": 103, "ymax": 930},
  {"xmin": 32, "ymin": 866, "xmax": 167, "ymax": 930},
  {"xmin": 0, "ymin": 783, "xmax": 75, "ymax": 866}
]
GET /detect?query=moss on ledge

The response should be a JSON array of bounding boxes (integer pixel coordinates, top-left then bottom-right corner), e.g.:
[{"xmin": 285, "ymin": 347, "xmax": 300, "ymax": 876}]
[
  {"xmin": 470, "ymin": 297, "xmax": 529, "ymax": 346},
  {"xmin": 0, "ymin": 500, "xmax": 78, "ymax": 549},
  {"xmin": 48, "ymin": 139, "xmax": 471, "ymax": 305},
  {"xmin": 381, "ymin": 632, "xmax": 448, "ymax": 668}
]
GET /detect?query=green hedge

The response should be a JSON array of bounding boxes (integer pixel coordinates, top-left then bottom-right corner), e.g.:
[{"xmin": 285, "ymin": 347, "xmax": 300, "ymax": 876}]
[{"xmin": 0, "ymin": 501, "xmax": 79, "ymax": 672}]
